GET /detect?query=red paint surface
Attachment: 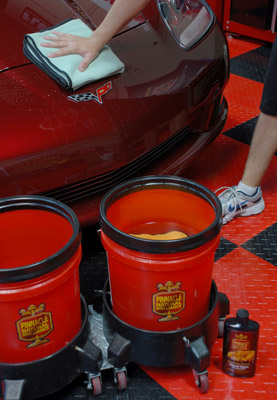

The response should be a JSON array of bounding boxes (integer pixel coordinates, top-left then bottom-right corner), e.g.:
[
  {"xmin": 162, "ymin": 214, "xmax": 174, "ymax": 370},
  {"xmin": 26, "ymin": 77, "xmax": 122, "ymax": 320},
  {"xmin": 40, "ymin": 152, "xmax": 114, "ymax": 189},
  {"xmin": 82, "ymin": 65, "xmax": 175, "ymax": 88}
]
[{"xmin": 0, "ymin": 0, "xmax": 229, "ymax": 226}]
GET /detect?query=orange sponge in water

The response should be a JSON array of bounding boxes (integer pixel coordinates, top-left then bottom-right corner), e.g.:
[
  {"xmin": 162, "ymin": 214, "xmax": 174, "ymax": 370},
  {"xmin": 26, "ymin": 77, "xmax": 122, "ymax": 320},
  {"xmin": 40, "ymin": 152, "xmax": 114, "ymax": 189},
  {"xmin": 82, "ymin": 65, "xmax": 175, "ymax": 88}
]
[{"xmin": 130, "ymin": 230, "xmax": 188, "ymax": 240}]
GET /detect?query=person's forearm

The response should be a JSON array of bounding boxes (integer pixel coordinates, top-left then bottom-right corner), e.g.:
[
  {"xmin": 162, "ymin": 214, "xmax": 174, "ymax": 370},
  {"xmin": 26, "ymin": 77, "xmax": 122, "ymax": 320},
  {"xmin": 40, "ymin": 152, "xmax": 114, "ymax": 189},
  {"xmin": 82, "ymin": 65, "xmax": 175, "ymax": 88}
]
[
  {"xmin": 41, "ymin": 0, "xmax": 151, "ymax": 71},
  {"xmin": 90, "ymin": 0, "xmax": 151, "ymax": 47}
]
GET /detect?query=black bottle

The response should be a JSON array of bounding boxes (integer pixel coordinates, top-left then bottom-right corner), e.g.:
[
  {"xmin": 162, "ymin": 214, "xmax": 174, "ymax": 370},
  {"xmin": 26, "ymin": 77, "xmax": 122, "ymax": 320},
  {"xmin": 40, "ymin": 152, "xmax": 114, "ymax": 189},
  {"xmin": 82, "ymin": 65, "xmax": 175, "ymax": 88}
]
[{"xmin": 222, "ymin": 309, "xmax": 259, "ymax": 378}]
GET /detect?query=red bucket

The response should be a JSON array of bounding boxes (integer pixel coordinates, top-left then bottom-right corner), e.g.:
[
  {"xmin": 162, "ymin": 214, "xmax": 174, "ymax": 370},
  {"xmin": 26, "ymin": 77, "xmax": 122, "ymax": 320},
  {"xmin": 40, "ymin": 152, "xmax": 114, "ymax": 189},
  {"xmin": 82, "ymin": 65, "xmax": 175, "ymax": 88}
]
[
  {"xmin": 0, "ymin": 196, "xmax": 82, "ymax": 364},
  {"xmin": 100, "ymin": 176, "xmax": 222, "ymax": 332}
]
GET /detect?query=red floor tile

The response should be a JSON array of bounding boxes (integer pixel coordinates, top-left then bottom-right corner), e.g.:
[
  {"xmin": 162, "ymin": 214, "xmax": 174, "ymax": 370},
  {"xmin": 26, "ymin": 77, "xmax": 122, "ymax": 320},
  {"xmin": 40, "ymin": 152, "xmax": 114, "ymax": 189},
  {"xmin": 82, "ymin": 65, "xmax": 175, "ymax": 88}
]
[
  {"xmin": 184, "ymin": 133, "xmax": 277, "ymax": 246},
  {"xmin": 223, "ymin": 74, "xmax": 263, "ymax": 132},
  {"xmin": 142, "ymin": 249, "xmax": 277, "ymax": 399},
  {"xmin": 184, "ymin": 134, "xmax": 249, "ymax": 191},
  {"xmin": 227, "ymin": 36, "xmax": 264, "ymax": 59}
]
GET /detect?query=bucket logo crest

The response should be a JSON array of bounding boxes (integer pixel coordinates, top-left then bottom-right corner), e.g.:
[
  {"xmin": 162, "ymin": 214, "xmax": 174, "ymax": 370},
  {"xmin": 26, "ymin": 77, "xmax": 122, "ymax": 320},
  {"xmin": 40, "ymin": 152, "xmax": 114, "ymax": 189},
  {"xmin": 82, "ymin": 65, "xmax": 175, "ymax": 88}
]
[
  {"xmin": 16, "ymin": 303, "xmax": 53, "ymax": 348},
  {"xmin": 152, "ymin": 281, "xmax": 185, "ymax": 321}
]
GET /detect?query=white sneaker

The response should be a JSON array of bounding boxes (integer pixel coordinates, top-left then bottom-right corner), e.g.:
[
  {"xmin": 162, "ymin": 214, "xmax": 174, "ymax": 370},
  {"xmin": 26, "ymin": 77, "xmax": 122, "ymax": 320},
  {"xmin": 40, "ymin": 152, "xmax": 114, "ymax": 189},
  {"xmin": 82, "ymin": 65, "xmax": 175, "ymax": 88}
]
[{"xmin": 215, "ymin": 186, "xmax": 265, "ymax": 224}]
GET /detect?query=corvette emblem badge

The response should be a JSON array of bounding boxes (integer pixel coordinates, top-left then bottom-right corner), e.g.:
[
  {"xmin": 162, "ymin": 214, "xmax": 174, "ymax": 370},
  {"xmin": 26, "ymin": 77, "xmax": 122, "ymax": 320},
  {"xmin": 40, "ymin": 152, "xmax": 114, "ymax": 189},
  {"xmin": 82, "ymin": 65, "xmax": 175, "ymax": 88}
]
[{"xmin": 68, "ymin": 81, "xmax": 112, "ymax": 104}]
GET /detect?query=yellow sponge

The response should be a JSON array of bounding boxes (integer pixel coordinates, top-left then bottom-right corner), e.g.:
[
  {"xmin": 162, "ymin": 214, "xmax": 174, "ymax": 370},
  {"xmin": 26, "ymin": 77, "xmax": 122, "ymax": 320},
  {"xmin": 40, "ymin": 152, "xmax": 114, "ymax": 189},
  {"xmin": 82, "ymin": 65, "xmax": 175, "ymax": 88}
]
[{"xmin": 130, "ymin": 230, "xmax": 188, "ymax": 240}]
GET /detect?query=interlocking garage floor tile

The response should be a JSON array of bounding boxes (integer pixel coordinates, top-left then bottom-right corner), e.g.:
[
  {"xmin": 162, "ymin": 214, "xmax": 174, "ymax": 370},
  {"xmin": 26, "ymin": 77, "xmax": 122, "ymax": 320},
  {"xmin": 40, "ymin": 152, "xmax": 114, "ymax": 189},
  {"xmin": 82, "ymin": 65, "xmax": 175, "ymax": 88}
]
[
  {"xmin": 215, "ymin": 237, "xmax": 238, "ymax": 261},
  {"xmin": 227, "ymin": 36, "xmax": 263, "ymax": 59},
  {"xmin": 223, "ymin": 74, "xmax": 263, "ymax": 131},
  {"xmin": 41, "ymin": 364, "xmax": 176, "ymax": 400},
  {"xmin": 224, "ymin": 116, "xmax": 257, "ymax": 145},
  {"xmin": 185, "ymin": 135, "xmax": 277, "ymax": 246},
  {"xmin": 241, "ymin": 222, "xmax": 277, "ymax": 266},
  {"xmin": 144, "ymin": 249, "xmax": 277, "ymax": 400},
  {"xmin": 230, "ymin": 45, "xmax": 272, "ymax": 82},
  {"xmin": 184, "ymin": 134, "xmax": 250, "ymax": 190}
]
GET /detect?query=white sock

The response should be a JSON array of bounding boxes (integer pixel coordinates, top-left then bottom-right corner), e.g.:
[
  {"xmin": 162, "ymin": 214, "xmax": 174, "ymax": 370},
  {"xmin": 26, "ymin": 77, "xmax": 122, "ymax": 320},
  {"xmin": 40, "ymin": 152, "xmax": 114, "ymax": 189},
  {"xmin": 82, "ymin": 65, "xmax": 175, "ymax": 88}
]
[{"xmin": 237, "ymin": 181, "xmax": 258, "ymax": 196}]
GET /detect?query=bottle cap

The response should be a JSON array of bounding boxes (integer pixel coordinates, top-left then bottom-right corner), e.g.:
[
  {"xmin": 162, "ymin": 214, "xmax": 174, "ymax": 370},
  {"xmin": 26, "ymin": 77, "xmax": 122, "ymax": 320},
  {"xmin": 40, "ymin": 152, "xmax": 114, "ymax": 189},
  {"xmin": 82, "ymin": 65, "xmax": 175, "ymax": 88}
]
[{"xmin": 236, "ymin": 308, "xmax": 249, "ymax": 324}]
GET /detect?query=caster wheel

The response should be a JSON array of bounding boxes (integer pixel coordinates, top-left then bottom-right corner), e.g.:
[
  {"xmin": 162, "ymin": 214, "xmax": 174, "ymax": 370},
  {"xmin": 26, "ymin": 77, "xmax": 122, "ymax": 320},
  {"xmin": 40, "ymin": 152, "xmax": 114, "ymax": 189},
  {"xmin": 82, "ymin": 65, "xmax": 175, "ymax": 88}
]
[
  {"xmin": 91, "ymin": 376, "xmax": 102, "ymax": 396},
  {"xmin": 115, "ymin": 371, "xmax": 127, "ymax": 391},
  {"xmin": 198, "ymin": 373, "xmax": 209, "ymax": 393},
  {"xmin": 218, "ymin": 319, "xmax": 225, "ymax": 337},
  {"xmin": 192, "ymin": 370, "xmax": 209, "ymax": 393}
]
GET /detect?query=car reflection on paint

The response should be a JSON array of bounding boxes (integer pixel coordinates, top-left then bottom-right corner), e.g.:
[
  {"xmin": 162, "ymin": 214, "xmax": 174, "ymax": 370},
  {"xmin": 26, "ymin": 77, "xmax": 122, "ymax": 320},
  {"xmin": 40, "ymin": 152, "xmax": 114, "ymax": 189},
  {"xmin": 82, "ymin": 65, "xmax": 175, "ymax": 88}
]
[{"xmin": 0, "ymin": 0, "xmax": 229, "ymax": 226}]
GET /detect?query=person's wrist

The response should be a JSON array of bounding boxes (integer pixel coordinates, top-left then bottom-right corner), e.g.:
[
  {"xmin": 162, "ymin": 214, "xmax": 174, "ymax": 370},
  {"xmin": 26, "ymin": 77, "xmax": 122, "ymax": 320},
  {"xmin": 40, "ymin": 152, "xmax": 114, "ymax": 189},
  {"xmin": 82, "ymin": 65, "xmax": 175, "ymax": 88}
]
[{"xmin": 88, "ymin": 31, "xmax": 109, "ymax": 50}]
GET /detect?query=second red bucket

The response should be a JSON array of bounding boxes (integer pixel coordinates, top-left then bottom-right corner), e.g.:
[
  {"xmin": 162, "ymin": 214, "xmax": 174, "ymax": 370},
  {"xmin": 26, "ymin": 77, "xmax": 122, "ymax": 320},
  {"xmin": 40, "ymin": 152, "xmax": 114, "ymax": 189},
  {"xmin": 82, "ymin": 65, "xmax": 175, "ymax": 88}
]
[
  {"xmin": 99, "ymin": 176, "xmax": 222, "ymax": 332},
  {"xmin": 0, "ymin": 196, "xmax": 82, "ymax": 364}
]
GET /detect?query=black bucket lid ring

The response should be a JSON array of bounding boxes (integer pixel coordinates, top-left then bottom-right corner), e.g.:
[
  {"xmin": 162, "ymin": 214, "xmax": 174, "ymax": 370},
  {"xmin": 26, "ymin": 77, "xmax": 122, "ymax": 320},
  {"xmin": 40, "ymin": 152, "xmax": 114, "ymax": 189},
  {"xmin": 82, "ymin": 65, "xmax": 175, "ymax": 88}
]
[
  {"xmin": 0, "ymin": 196, "xmax": 81, "ymax": 283},
  {"xmin": 99, "ymin": 176, "xmax": 222, "ymax": 254}
]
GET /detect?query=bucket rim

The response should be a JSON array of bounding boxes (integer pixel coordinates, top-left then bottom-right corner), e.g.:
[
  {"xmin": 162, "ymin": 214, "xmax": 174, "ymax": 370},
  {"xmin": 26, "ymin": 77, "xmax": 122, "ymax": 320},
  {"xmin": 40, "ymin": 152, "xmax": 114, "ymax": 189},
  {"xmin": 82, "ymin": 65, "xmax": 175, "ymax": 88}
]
[
  {"xmin": 99, "ymin": 175, "xmax": 222, "ymax": 254},
  {"xmin": 0, "ymin": 195, "xmax": 81, "ymax": 283}
]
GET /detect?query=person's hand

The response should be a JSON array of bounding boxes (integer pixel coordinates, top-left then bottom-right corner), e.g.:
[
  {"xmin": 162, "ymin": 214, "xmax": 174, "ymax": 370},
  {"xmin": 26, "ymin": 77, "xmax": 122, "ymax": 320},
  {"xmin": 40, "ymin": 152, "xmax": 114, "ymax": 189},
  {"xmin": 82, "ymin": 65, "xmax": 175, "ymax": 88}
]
[{"xmin": 40, "ymin": 32, "xmax": 103, "ymax": 72}]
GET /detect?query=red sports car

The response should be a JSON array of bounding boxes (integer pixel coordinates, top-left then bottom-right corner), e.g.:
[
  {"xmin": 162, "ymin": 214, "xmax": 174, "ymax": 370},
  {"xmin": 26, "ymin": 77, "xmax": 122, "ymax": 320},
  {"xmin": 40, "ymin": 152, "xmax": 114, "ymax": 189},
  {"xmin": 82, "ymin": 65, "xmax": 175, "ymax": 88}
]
[{"xmin": 0, "ymin": 0, "xmax": 229, "ymax": 226}]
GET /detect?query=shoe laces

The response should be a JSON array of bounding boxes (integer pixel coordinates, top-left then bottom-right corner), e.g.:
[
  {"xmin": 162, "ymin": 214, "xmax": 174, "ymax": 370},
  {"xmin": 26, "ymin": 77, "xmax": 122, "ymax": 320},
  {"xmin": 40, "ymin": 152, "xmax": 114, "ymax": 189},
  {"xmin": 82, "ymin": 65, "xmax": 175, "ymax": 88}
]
[{"xmin": 215, "ymin": 186, "xmax": 243, "ymax": 216}]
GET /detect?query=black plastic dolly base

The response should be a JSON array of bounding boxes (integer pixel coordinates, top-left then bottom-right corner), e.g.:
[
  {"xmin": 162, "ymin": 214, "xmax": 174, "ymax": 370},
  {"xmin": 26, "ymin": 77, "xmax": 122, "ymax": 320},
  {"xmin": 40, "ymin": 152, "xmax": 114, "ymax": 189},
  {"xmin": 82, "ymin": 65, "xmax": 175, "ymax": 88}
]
[
  {"xmin": 0, "ymin": 295, "xmax": 103, "ymax": 400},
  {"xmin": 88, "ymin": 304, "xmax": 129, "ymax": 393},
  {"xmin": 102, "ymin": 279, "xmax": 230, "ymax": 393}
]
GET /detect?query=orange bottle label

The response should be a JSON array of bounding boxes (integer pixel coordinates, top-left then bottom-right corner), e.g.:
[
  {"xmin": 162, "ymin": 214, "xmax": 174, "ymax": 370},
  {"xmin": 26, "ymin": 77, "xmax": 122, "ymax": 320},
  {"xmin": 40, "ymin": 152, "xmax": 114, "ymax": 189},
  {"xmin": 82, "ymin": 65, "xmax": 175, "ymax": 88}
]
[{"xmin": 223, "ymin": 330, "xmax": 258, "ymax": 377}]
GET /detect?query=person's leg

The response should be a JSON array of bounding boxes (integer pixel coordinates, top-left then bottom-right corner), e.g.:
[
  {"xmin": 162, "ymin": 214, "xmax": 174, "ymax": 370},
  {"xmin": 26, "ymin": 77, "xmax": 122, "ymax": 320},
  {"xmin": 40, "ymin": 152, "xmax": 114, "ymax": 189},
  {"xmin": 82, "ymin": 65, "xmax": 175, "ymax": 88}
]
[
  {"xmin": 216, "ymin": 112, "xmax": 277, "ymax": 223},
  {"xmin": 241, "ymin": 112, "xmax": 277, "ymax": 188},
  {"xmin": 216, "ymin": 36, "xmax": 277, "ymax": 224}
]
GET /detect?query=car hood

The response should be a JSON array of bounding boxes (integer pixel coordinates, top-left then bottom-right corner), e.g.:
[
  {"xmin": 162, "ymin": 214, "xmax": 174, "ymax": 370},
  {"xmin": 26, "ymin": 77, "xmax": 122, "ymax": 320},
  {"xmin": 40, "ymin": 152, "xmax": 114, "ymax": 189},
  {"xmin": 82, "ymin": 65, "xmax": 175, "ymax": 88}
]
[{"xmin": 0, "ymin": 0, "xmax": 146, "ymax": 70}]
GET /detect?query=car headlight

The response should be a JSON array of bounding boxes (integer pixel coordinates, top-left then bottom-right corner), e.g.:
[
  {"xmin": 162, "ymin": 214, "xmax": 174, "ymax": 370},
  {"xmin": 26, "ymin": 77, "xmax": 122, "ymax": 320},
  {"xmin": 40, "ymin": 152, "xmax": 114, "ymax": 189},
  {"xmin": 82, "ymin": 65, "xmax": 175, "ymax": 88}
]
[{"xmin": 157, "ymin": 0, "xmax": 214, "ymax": 50}]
